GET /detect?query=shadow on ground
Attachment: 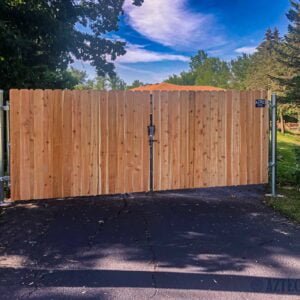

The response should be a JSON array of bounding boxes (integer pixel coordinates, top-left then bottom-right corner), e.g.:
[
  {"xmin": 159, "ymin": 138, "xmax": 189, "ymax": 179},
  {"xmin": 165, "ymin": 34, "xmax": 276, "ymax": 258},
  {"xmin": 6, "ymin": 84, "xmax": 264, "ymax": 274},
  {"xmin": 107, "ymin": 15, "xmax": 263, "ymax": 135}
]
[{"xmin": 0, "ymin": 185, "xmax": 299, "ymax": 299}]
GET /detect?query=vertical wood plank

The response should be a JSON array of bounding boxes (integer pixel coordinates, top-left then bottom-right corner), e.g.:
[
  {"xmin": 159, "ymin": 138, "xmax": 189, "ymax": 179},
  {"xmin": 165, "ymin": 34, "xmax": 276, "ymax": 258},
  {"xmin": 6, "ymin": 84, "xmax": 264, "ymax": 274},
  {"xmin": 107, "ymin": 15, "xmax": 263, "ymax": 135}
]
[
  {"xmin": 132, "ymin": 92, "xmax": 142, "ymax": 191},
  {"xmin": 160, "ymin": 91, "xmax": 169, "ymax": 190},
  {"xmin": 188, "ymin": 92, "xmax": 195, "ymax": 188},
  {"xmin": 89, "ymin": 91, "xmax": 99, "ymax": 195},
  {"xmin": 239, "ymin": 91, "xmax": 248, "ymax": 185},
  {"xmin": 194, "ymin": 92, "xmax": 205, "ymax": 187},
  {"xmin": 167, "ymin": 92, "xmax": 173, "ymax": 190},
  {"xmin": 153, "ymin": 91, "xmax": 161, "ymax": 191},
  {"xmin": 94, "ymin": 91, "xmax": 100, "ymax": 194},
  {"xmin": 169, "ymin": 92, "xmax": 181, "ymax": 189},
  {"xmin": 10, "ymin": 89, "xmax": 21, "ymax": 200},
  {"xmin": 246, "ymin": 91, "xmax": 255, "ymax": 184},
  {"xmin": 43, "ymin": 90, "xmax": 54, "ymax": 198},
  {"xmin": 142, "ymin": 92, "xmax": 150, "ymax": 192},
  {"xmin": 124, "ymin": 91, "xmax": 133, "ymax": 192},
  {"xmin": 202, "ymin": 91, "xmax": 211, "ymax": 187},
  {"xmin": 33, "ymin": 90, "xmax": 45, "ymax": 199},
  {"xmin": 179, "ymin": 91, "xmax": 189, "ymax": 188},
  {"xmin": 19, "ymin": 90, "xmax": 32, "ymax": 200},
  {"xmin": 81, "ymin": 90, "xmax": 92, "ymax": 195},
  {"xmin": 115, "ymin": 91, "xmax": 125, "ymax": 193},
  {"xmin": 71, "ymin": 90, "xmax": 81, "ymax": 197},
  {"xmin": 210, "ymin": 92, "xmax": 219, "ymax": 186},
  {"xmin": 232, "ymin": 91, "xmax": 241, "ymax": 185},
  {"xmin": 108, "ymin": 91, "xmax": 117, "ymax": 193},
  {"xmin": 217, "ymin": 91, "xmax": 226, "ymax": 187},
  {"xmin": 99, "ymin": 91, "xmax": 108, "ymax": 194},
  {"xmin": 52, "ymin": 90, "xmax": 63, "ymax": 198},
  {"xmin": 225, "ymin": 91, "xmax": 233, "ymax": 186},
  {"xmin": 62, "ymin": 90, "xmax": 73, "ymax": 197}
]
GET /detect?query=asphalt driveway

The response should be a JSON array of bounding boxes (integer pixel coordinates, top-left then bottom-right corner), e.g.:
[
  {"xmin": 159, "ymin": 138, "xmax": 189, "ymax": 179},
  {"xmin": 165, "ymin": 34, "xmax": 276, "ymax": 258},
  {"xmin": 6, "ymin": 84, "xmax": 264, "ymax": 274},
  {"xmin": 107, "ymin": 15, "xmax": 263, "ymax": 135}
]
[{"xmin": 0, "ymin": 185, "xmax": 299, "ymax": 299}]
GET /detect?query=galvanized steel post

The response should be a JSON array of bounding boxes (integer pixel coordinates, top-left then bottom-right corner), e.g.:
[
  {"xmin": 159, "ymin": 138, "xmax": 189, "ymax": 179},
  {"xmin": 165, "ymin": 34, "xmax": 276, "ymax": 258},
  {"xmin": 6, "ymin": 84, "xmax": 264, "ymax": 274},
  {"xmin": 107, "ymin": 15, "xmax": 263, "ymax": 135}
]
[
  {"xmin": 0, "ymin": 90, "xmax": 4, "ymax": 202},
  {"xmin": 270, "ymin": 93, "xmax": 277, "ymax": 197},
  {"xmin": 5, "ymin": 102, "xmax": 10, "ymax": 175}
]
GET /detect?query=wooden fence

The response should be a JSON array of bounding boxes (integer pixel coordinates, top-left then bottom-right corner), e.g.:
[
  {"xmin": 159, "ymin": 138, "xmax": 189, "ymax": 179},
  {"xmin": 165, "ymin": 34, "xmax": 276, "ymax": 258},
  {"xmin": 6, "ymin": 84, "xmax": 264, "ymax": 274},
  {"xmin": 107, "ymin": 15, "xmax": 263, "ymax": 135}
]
[{"xmin": 10, "ymin": 89, "xmax": 269, "ymax": 201}]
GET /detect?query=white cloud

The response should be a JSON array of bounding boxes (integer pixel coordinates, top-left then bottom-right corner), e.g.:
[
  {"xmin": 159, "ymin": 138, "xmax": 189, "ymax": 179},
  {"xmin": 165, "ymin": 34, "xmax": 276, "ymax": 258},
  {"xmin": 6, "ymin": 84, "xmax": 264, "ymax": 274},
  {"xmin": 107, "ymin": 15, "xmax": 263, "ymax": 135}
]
[
  {"xmin": 123, "ymin": 0, "xmax": 224, "ymax": 50},
  {"xmin": 116, "ymin": 43, "xmax": 189, "ymax": 63},
  {"xmin": 235, "ymin": 46, "xmax": 257, "ymax": 55},
  {"xmin": 116, "ymin": 64, "xmax": 184, "ymax": 84}
]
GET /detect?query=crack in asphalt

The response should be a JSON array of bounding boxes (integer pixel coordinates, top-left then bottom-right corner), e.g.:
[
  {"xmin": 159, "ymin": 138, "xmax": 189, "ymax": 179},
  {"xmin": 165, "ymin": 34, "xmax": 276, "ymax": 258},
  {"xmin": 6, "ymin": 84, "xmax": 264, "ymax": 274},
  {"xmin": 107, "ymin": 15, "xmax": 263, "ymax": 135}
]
[
  {"xmin": 20, "ymin": 269, "xmax": 50, "ymax": 300},
  {"xmin": 139, "ymin": 210, "xmax": 158, "ymax": 298},
  {"xmin": 19, "ymin": 196, "xmax": 130, "ymax": 299},
  {"xmin": 85, "ymin": 194, "xmax": 129, "ymax": 249}
]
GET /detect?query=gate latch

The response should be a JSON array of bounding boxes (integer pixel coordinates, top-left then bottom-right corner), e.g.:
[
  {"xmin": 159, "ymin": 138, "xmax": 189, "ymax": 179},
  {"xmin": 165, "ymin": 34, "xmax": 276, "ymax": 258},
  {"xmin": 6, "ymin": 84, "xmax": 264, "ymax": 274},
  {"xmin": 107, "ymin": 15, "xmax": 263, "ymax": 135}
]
[
  {"xmin": 148, "ymin": 125, "xmax": 157, "ymax": 145},
  {"xmin": 148, "ymin": 125, "xmax": 155, "ymax": 138}
]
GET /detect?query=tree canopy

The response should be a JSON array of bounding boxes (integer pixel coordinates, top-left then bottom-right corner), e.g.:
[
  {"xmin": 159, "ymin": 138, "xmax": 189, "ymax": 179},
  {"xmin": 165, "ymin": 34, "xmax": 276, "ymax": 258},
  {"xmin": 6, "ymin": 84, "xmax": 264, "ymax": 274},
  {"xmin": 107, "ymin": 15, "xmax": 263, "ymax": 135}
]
[
  {"xmin": 166, "ymin": 50, "xmax": 231, "ymax": 88},
  {"xmin": 0, "ymin": 0, "xmax": 143, "ymax": 90},
  {"xmin": 277, "ymin": 0, "xmax": 300, "ymax": 101}
]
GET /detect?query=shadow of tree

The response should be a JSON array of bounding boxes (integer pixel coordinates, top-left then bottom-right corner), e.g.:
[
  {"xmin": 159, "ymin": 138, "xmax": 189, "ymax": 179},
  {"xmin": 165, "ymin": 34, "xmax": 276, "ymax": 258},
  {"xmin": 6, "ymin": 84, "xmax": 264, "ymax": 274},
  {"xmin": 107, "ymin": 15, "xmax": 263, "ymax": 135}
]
[{"xmin": 0, "ymin": 185, "xmax": 300, "ymax": 297}]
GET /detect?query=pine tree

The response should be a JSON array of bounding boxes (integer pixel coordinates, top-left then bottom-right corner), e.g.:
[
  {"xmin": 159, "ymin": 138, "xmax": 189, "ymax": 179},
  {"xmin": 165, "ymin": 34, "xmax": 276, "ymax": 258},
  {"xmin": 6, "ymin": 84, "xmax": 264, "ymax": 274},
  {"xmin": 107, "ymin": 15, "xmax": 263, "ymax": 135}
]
[
  {"xmin": 279, "ymin": 0, "xmax": 300, "ymax": 101},
  {"xmin": 245, "ymin": 28, "xmax": 289, "ymax": 93}
]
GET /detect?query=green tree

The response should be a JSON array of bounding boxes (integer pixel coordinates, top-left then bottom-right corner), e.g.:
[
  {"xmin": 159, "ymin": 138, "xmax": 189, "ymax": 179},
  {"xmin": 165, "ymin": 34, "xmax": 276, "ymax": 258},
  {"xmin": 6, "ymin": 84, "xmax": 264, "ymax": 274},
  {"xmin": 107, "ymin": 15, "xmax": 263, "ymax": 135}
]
[
  {"xmin": 189, "ymin": 50, "xmax": 208, "ymax": 71},
  {"xmin": 194, "ymin": 57, "xmax": 231, "ymax": 88},
  {"xmin": 107, "ymin": 75, "xmax": 127, "ymax": 90},
  {"xmin": 166, "ymin": 50, "xmax": 231, "ymax": 88},
  {"xmin": 278, "ymin": 0, "xmax": 300, "ymax": 101},
  {"xmin": 230, "ymin": 54, "xmax": 253, "ymax": 90},
  {"xmin": 0, "ymin": 0, "xmax": 143, "ymax": 91},
  {"xmin": 128, "ymin": 80, "xmax": 145, "ymax": 89},
  {"xmin": 75, "ymin": 75, "xmax": 127, "ymax": 90},
  {"xmin": 69, "ymin": 67, "xmax": 88, "ymax": 86},
  {"xmin": 75, "ymin": 76, "xmax": 108, "ymax": 90},
  {"xmin": 245, "ymin": 28, "xmax": 288, "ymax": 92},
  {"xmin": 166, "ymin": 71, "xmax": 196, "ymax": 85}
]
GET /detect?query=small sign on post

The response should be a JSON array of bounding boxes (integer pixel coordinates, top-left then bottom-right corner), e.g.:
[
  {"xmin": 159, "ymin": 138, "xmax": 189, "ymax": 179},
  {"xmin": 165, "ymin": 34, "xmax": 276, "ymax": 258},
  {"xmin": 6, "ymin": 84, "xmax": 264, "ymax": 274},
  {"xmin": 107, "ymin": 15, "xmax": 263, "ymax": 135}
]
[{"xmin": 255, "ymin": 99, "xmax": 266, "ymax": 108}]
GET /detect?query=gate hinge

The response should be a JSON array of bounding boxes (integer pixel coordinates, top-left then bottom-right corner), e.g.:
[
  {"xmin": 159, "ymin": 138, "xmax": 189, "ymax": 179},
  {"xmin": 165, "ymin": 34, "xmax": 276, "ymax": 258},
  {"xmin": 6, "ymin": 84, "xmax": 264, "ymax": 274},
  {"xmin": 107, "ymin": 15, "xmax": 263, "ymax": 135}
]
[
  {"xmin": 0, "ymin": 176, "xmax": 10, "ymax": 182},
  {"xmin": 1, "ymin": 105, "xmax": 9, "ymax": 111}
]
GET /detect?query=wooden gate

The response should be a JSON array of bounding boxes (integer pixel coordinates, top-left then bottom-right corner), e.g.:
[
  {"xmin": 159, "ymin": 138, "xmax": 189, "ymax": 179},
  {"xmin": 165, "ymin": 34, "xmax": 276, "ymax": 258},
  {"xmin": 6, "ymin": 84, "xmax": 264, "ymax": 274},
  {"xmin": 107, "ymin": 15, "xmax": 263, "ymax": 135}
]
[
  {"xmin": 10, "ymin": 90, "xmax": 150, "ymax": 201},
  {"xmin": 152, "ymin": 90, "xmax": 269, "ymax": 191},
  {"xmin": 9, "ymin": 89, "xmax": 269, "ymax": 201}
]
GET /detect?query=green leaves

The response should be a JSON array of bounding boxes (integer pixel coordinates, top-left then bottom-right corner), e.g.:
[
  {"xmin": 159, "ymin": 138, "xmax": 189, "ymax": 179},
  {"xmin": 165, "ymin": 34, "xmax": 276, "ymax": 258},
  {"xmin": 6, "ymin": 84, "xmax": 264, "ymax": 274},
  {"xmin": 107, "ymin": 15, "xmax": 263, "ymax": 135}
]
[
  {"xmin": 166, "ymin": 51, "xmax": 231, "ymax": 88},
  {"xmin": 0, "ymin": 0, "xmax": 143, "ymax": 90}
]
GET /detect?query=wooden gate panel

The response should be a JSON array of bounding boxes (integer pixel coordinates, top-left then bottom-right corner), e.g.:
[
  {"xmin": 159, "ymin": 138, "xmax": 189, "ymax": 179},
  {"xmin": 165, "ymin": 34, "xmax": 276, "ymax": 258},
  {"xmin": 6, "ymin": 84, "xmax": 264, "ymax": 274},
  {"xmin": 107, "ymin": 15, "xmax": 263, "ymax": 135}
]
[
  {"xmin": 10, "ymin": 90, "xmax": 150, "ymax": 200},
  {"xmin": 153, "ymin": 90, "xmax": 269, "ymax": 191}
]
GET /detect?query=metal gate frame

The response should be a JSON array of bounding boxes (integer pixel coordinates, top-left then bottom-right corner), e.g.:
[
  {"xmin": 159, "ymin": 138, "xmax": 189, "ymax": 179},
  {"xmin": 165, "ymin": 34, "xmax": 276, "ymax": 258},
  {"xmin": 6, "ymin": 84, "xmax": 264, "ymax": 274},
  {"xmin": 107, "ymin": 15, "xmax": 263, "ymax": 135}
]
[{"xmin": 0, "ymin": 90, "xmax": 10, "ymax": 205}]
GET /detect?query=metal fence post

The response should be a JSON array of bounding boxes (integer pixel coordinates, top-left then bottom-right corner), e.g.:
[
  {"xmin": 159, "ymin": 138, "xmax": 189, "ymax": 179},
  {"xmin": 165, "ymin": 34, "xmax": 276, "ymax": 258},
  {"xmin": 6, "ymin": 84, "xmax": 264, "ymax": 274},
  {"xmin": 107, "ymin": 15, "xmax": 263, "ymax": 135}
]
[
  {"xmin": 270, "ymin": 93, "xmax": 277, "ymax": 197},
  {"xmin": 0, "ymin": 90, "xmax": 4, "ymax": 202},
  {"xmin": 6, "ymin": 102, "xmax": 10, "ymax": 175},
  {"xmin": 148, "ymin": 93, "xmax": 155, "ymax": 192}
]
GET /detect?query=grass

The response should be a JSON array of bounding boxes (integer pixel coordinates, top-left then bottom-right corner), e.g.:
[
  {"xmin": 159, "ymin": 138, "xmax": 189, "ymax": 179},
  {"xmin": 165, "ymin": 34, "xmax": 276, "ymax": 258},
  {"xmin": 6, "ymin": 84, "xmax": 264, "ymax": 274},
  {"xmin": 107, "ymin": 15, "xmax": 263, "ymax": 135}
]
[
  {"xmin": 277, "ymin": 132, "xmax": 300, "ymax": 187},
  {"xmin": 266, "ymin": 132, "xmax": 300, "ymax": 223},
  {"xmin": 266, "ymin": 188, "xmax": 300, "ymax": 223}
]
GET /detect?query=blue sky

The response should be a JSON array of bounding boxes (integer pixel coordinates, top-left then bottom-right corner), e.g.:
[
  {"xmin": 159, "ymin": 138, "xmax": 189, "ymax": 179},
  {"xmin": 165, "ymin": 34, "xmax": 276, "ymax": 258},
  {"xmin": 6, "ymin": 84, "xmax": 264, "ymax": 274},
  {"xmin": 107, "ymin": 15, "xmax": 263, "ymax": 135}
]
[{"xmin": 73, "ymin": 0, "xmax": 291, "ymax": 84}]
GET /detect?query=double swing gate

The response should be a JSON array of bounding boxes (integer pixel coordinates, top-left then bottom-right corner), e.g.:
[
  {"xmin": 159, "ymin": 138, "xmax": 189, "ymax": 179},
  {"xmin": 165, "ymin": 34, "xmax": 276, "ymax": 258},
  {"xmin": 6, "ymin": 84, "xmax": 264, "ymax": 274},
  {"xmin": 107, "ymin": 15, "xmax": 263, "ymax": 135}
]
[{"xmin": 8, "ymin": 89, "xmax": 269, "ymax": 201}]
